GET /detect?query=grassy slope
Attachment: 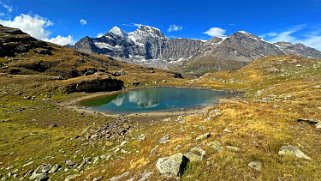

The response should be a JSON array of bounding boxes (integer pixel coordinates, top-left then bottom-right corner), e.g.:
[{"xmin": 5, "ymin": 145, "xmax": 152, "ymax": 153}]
[{"xmin": 0, "ymin": 55, "xmax": 320, "ymax": 180}]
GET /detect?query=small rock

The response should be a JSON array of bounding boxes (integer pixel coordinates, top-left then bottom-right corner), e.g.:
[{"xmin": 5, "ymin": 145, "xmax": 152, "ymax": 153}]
[
  {"xmin": 48, "ymin": 164, "xmax": 60, "ymax": 174},
  {"xmin": 29, "ymin": 173, "xmax": 48, "ymax": 181},
  {"xmin": 65, "ymin": 160, "xmax": 75, "ymax": 167},
  {"xmin": 297, "ymin": 118, "xmax": 319, "ymax": 124},
  {"xmin": 35, "ymin": 164, "xmax": 52, "ymax": 173},
  {"xmin": 48, "ymin": 124, "xmax": 58, "ymax": 128},
  {"xmin": 64, "ymin": 174, "xmax": 80, "ymax": 181},
  {"xmin": 23, "ymin": 161, "xmax": 34, "ymax": 168},
  {"xmin": 278, "ymin": 145, "xmax": 311, "ymax": 160},
  {"xmin": 137, "ymin": 134, "xmax": 146, "ymax": 141},
  {"xmin": 156, "ymin": 153, "xmax": 189, "ymax": 176},
  {"xmin": 195, "ymin": 133, "xmax": 210, "ymax": 141},
  {"xmin": 92, "ymin": 156, "xmax": 100, "ymax": 165},
  {"xmin": 316, "ymin": 122, "xmax": 321, "ymax": 129},
  {"xmin": 159, "ymin": 134, "xmax": 170, "ymax": 144},
  {"xmin": 105, "ymin": 141, "xmax": 114, "ymax": 146},
  {"xmin": 226, "ymin": 146, "xmax": 240, "ymax": 152},
  {"xmin": 248, "ymin": 161, "xmax": 262, "ymax": 172},
  {"xmin": 92, "ymin": 176, "xmax": 103, "ymax": 181},
  {"xmin": 0, "ymin": 119, "xmax": 11, "ymax": 123},
  {"xmin": 207, "ymin": 141, "xmax": 223, "ymax": 152},
  {"xmin": 223, "ymin": 128, "xmax": 232, "ymax": 133},
  {"xmin": 109, "ymin": 172, "xmax": 129, "ymax": 181}
]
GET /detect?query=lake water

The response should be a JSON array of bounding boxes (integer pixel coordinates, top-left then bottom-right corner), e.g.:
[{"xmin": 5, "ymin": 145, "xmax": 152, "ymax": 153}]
[{"xmin": 80, "ymin": 87, "xmax": 231, "ymax": 113}]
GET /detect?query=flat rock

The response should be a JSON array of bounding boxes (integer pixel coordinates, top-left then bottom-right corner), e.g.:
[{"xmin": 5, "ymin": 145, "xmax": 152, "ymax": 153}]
[
  {"xmin": 156, "ymin": 153, "xmax": 189, "ymax": 176},
  {"xmin": 278, "ymin": 145, "xmax": 311, "ymax": 160},
  {"xmin": 159, "ymin": 134, "xmax": 170, "ymax": 144},
  {"xmin": 195, "ymin": 133, "xmax": 210, "ymax": 141},
  {"xmin": 226, "ymin": 146, "xmax": 240, "ymax": 152},
  {"xmin": 109, "ymin": 172, "xmax": 129, "ymax": 181},
  {"xmin": 248, "ymin": 161, "xmax": 262, "ymax": 172},
  {"xmin": 207, "ymin": 141, "xmax": 223, "ymax": 152}
]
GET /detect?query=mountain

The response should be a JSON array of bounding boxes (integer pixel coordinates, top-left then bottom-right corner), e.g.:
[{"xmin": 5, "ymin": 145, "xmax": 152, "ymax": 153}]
[
  {"xmin": 74, "ymin": 26, "xmax": 321, "ymax": 75},
  {"xmin": 275, "ymin": 41, "xmax": 321, "ymax": 58}
]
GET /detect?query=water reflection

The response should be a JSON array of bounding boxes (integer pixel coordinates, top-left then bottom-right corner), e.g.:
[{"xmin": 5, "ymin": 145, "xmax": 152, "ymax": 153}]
[
  {"xmin": 111, "ymin": 89, "xmax": 160, "ymax": 108},
  {"xmin": 81, "ymin": 87, "xmax": 231, "ymax": 113}
]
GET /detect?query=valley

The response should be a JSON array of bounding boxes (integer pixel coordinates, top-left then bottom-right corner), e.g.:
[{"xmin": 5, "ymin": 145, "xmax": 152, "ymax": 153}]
[{"xmin": 0, "ymin": 23, "xmax": 321, "ymax": 181}]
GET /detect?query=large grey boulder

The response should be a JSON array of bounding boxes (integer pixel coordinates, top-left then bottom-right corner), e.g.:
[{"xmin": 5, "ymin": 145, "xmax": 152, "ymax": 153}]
[
  {"xmin": 156, "ymin": 153, "xmax": 189, "ymax": 176},
  {"xmin": 278, "ymin": 145, "xmax": 311, "ymax": 160}
]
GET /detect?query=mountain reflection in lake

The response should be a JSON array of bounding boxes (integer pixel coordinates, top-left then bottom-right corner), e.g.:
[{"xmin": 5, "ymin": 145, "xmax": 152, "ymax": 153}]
[{"xmin": 81, "ymin": 87, "xmax": 231, "ymax": 113}]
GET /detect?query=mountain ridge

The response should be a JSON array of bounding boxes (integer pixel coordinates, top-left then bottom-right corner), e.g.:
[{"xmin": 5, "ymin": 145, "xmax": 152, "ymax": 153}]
[{"xmin": 73, "ymin": 26, "xmax": 321, "ymax": 74}]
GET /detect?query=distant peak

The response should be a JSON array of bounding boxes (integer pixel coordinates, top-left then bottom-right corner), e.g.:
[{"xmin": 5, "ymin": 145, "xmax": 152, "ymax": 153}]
[
  {"xmin": 138, "ymin": 25, "xmax": 161, "ymax": 33},
  {"xmin": 108, "ymin": 26, "xmax": 127, "ymax": 37}
]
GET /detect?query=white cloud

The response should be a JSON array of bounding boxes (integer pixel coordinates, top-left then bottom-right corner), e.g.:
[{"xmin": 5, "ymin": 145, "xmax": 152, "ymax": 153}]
[
  {"xmin": 261, "ymin": 25, "xmax": 321, "ymax": 50},
  {"xmin": 80, "ymin": 19, "xmax": 87, "ymax": 25},
  {"xmin": 0, "ymin": 1, "xmax": 13, "ymax": 12},
  {"xmin": 0, "ymin": 14, "xmax": 73, "ymax": 45},
  {"xmin": 204, "ymin": 27, "xmax": 226, "ymax": 37},
  {"xmin": 168, "ymin": 24, "xmax": 183, "ymax": 32},
  {"xmin": 97, "ymin": 32, "xmax": 104, "ymax": 38},
  {"xmin": 44, "ymin": 35, "xmax": 73, "ymax": 45}
]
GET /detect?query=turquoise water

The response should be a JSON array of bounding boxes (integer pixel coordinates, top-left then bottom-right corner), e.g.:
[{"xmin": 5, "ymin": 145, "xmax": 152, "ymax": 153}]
[{"xmin": 81, "ymin": 87, "xmax": 230, "ymax": 113}]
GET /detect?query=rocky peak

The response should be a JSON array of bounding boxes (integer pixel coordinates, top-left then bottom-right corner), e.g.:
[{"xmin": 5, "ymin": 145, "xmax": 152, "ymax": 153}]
[
  {"xmin": 108, "ymin": 26, "xmax": 128, "ymax": 38},
  {"xmin": 129, "ymin": 25, "xmax": 167, "ymax": 41},
  {"xmin": 231, "ymin": 31, "xmax": 262, "ymax": 42}
]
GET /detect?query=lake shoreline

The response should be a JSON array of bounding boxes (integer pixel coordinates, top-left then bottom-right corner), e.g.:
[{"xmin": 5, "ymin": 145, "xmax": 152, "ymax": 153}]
[{"xmin": 60, "ymin": 85, "xmax": 236, "ymax": 118}]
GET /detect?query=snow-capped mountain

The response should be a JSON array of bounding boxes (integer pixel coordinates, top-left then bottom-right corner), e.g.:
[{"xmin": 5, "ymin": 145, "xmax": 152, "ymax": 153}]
[{"xmin": 74, "ymin": 26, "xmax": 321, "ymax": 73}]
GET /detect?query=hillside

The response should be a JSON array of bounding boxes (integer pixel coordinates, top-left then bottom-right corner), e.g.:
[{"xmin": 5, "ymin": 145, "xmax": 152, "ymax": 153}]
[{"xmin": 1, "ymin": 31, "xmax": 321, "ymax": 181}]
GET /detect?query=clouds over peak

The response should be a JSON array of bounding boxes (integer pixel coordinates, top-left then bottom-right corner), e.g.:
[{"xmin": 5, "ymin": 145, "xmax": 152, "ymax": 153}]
[
  {"xmin": 0, "ymin": 14, "xmax": 74, "ymax": 45},
  {"xmin": 204, "ymin": 27, "xmax": 226, "ymax": 37},
  {"xmin": 261, "ymin": 25, "xmax": 321, "ymax": 50},
  {"xmin": 168, "ymin": 24, "xmax": 183, "ymax": 32}
]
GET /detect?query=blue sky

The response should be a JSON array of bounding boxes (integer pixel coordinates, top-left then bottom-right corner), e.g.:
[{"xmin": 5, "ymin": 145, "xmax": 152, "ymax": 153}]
[{"xmin": 0, "ymin": 0, "xmax": 320, "ymax": 49}]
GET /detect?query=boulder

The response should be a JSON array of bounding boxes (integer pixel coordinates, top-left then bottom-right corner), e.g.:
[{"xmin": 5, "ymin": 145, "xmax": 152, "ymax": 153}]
[
  {"xmin": 207, "ymin": 141, "xmax": 223, "ymax": 152},
  {"xmin": 156, "ymin": 153, "xmax": 189, "ymax": 176},
  {"xmin": 278, "ymin": 145, "xmax": 311, "ymax": 160},
  {"xmin": 297, "ymin": 118, "xmax": 321, "ymax": 129}
]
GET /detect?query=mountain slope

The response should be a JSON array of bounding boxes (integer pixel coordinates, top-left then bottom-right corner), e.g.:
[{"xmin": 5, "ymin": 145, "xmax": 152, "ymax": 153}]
[{"xmin": 74, "ymin": 26, "xmax": 321, "ymax": 75}]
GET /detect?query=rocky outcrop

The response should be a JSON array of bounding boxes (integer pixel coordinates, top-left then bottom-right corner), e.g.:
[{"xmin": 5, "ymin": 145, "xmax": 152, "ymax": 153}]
[
  {"xmin": 0, "ymin": 24, "xmax": 52, "ymax": 57},
  {"xmin": 160, "ymin": 38, "xmax": 204, "ymax": 61},
  {"xmin": 65, "ymin": 77, "xmax": 124, "ymax": 93}
]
